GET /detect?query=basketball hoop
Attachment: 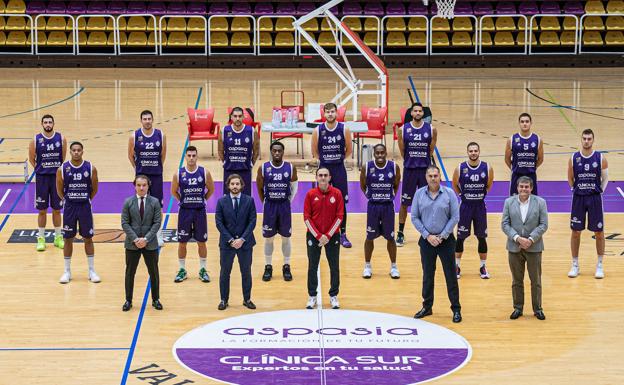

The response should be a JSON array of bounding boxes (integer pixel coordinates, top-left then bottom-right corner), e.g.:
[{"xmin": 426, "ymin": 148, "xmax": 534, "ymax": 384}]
[{"xmin": 423, "ymin": 0, "xmax": 457, "ymax": 19}]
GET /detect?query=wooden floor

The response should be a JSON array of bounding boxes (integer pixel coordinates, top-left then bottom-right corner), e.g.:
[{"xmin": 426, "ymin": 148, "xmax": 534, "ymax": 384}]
[{"xmin": 0, "ymin": 68, "xmax": 623, "ymax": 384}]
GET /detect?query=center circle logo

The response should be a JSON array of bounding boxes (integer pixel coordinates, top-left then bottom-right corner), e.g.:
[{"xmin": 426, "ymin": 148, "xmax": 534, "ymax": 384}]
[{"xmin": 173, "ymin": 310, "xmax": 471, "ymax": 385}]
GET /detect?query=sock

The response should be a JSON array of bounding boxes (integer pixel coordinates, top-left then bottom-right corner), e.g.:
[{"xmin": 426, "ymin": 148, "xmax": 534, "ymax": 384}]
[
  {"xmin": 199, "ymin": 258, "xmax": 207, "ymax": 269},
  {"xmin": 264, "ymin": 236, "xmax": 275, "ymax": 265},
  {"xmin": 282, "ymin": 237, "xmax": 291, "ymax": 265},
  {"xmin": 365, "ymin": 262, "xmax": 372, "ymax": 268},
  {"xmin": 64, "ymin": 257, "xmax": 71, "ymax": 272},
  {"xmin": 54, "ymin": 227, "xmax": 62, "ymax": 237},
  {"xmin": 455, "ymin": 258, "xmax": 461, "ymax": 267},
  {"xmin": 38, "ymin": 227, "xmax": 45, "ymax": 238},
  {"xmin": 87, "ymin": 255, "xmax": 94, "ymax": 271},
  {"xmin": 480, "ymin": 260, "xmax": 486, "ymax": 268},
  {"xmin": 179, "ymin": 258, "xmax": 186, "ymax": 269},
  {"xmin": 598, "ymin": 255, "xmax": 603, "ymax": 265},
  {"xmin": 399, "ymin": 223, "xmax": 405, "ymax": 233},
  {"xmin": 572, "ymin": 256, "xmax": 579, "ymax": 266},
  {"xmin": 391, "ymin": 262, "xmax": 397, "ymax": 268}
]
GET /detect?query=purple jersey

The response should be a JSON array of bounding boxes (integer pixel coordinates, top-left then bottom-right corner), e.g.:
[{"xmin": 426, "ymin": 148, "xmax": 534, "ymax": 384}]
[
  {"xmin": 223, "ymin": 125, "xmax": 254, "ymax": 170},
  {"xmin": 62, "ymin": 160, "xmax": 92, "ymax": 204},
  {"xmin": 262, "ymin": 161, "xmax": 292, "ymax": 201},
  {"xmin": 458, "ymin": 161, "xmax": 489, "ymax": 202},
  {"xmin": 134, "ymin": 128, "xmax": 163, "ymax": 175},
  {"xmin": 511, "ymin": 132, "xmax": 540, "ymax": 174},
  {"xmin": 178, "ymin": 166, "xmax": 206, "ymax": 208},
  {"xmin": 365, "ymin": 160, "xmax": 397, "ymax": 203},
  {"xmin": 572, "ymin": 151, "xmax": 602, "ymax": 195},
  {"xmin": 402, "ymin": 121, "xmax": 432, "ymax": 169},
  {"xmin": 35, "ymin": 132, "xmax": 63, "ymax": 175},
  {"xmin": 317, "ymin": 122, "xmax": 346, "ymax": 165}
]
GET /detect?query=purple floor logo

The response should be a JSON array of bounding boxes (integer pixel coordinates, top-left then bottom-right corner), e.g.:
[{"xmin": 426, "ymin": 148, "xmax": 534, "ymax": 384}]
[{"xmin": 173, "ymin": 310, "xmax": 471, "ymax": 385}]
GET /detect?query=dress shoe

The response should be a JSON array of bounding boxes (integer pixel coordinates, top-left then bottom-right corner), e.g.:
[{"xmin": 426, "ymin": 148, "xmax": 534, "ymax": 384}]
[
  {"xmin": 414, "ymin": 308, "xmax": 433, "ymax": 319},
  {"xmin": 243, "ymin": 299, "xmax": 256, "ymax": 310},
  {"xmin": 218, "ymin": 300, "xmax": 228, "ymax": 310},
  {"xmin": 510, "ymin": 309, "xmax": 523, "ymax": 320},
  {"xmin": 534, "ymin": 310, "xmax": 546, "ymax": 320},
  {"xmin": 152, "ymin": 300, "xmax": 163, "ymax": 310},
  {"xmin": 452, "ymin": 311, "xmax": 462, "ymax": 323},
  {"xmin": 122, "ymin": 301, "xmax": 132, "ymax": 312}
]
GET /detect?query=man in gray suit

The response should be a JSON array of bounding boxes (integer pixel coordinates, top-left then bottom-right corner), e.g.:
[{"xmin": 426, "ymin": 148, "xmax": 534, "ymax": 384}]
[
  {"xmin": 501, "ymin": 176, "xmax": 548, "ymax": 320},
  {"xmin": 121, "ymin": 175, "xmax": 163, "ymax": 312}
]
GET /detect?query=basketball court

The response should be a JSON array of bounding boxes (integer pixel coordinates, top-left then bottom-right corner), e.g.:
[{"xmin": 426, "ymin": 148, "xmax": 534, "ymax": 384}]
[{"xmin": 1, "ymin": 1, "xmax": 623, "ymax": 384}]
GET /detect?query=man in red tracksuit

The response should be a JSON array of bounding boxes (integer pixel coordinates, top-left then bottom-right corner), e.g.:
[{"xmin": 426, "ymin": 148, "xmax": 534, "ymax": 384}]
[{"xmin": 304, "ymin": 167, "xmax": 344, "ymax": 310}]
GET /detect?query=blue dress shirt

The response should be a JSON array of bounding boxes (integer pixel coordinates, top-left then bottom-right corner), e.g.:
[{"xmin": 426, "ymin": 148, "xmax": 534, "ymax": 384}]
[{"xmin": 410, "ymin": 185, "xmax": 459, "ymax": 239}]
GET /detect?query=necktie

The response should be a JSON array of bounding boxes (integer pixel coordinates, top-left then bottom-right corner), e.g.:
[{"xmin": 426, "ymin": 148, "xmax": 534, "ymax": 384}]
[
  {"xmin": 139, "ymin": 197, "xmax": 145, "ymax": 220},
  {"xmin": 234, "ymin": 197, "xmax": 239, "ymax": 215}
]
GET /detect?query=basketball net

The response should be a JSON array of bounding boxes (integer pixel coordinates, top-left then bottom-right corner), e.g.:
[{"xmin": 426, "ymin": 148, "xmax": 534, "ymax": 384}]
[{"xmin": 424, "ymin": 0, "xmax": 456, "ymax": 19}]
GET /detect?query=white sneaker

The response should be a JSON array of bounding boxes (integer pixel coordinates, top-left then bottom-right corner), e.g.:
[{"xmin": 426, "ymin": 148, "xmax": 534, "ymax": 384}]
[
  {"xmin": 59, "ymin": 271, "xmax": 71, "ymax": 284},
  {"xmin": 568, "ymin": 264, "xmax": 580, "ymax": 278},
  {"xmin": 89, "ymin": 270, "xmax": 101, "ymax": 283},
  {"xmin": 362, "ymin": 265, "xmax": 372, "ymax": 279},
  {"xmin": 306, "ymin": 296, "xmax": 317, "ymax": 309},
  {"xmin": 330, "ymin": 296, "xmax": 340, "ymax": 309},
  {"xmin": 595, "ymin": 264, "xmax": 604, "ymax": 279},
  {"xmin": 390, "ymin": 266, "xmax": 400, "ymax": 279}
]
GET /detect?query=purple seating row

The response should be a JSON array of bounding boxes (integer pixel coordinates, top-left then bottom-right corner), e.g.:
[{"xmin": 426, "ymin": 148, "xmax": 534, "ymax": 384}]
[{"xmin": 23, "ymin": 1, "xmax": 587, "ymax": 17}]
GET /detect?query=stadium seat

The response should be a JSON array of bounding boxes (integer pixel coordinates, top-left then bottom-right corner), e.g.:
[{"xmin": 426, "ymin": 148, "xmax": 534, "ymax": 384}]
[
  {"xmin": 495, "ymin": 1, "xmax": 517, "ymax": 14},
  {"xmin": 518, "ymin": 18, "xmax": 539, "ymax": 32},
  {"xmin": 473, "ymin": 2, "xmax": 493, "ymax": 16},
  {"xmin": 560, "ymin": 31, "xmax": 577, "ymax": 46},
  {"xmin": 605, "ymin": 30, "xmax": 624, "ymax": 44},
  {"xmin": 0, "ymin": 1, "xmax": 5, "ymax": 14},
  {"xmin": 127, "ymin": 31, "xmax": 147, "ymax": 46},
  {"xmin": 343, "ymin": 17, "xmax": 362, "ymax": 32},
  {"xmin": 258, "ymin": 31, "xmax": 272, "ymax": 46},
  {"xmin": 452, "ymin": 31, "xmax": 473, "ymax": 46},
  {"xmin": 45, "ymin": 17, "xmax": 70, "ymax": 31},
  {"xmin": 210, "ymin": 17, "xmax": 228, "ymax": 32},
  {"xmin": 146, "ymin": 1, "xmax": 166, "ymax": 15},
  {"xmin": 275, "ymin": 18, "xmax": 294, "ymax": 31},
  {"xmin": 478, "ymin": 31, "xmax": 493, "ymax": 46},
  {"xmin": 208, "ymin": 2, "xmax": 228, "ymax": 14},
  {"xmin": 408, "ymin": 31, "xmax": 426, "ymax": 46},
  {"xmin": 5, "ymin": 0, "xmax": 25, "ymax": 14},
  {"xmin": 363, "ymin": 31, "xmax": 378, "ymax": 47},
  {"xmin": 302, "ymin": 19, "xmax": 318, "ymax": 32},
  {"xmin": 167, "ymin": 2, "xmax": 187, "ymax": 14},
  {"xmin": 364, "ymin": 17, "xmax": 378, "ymax": 31},
  {"xmin": 126, "ymin": 17, "xmax": 147, "ymax": 32},
  {"xmin": 107, "ymin": 1, "xmax": 126, "ymax": 14},
  {"xmin": 83, "ymin": 17, "xmax": 104, "ymax": 31},
  {"xmin": 147, "ymin": 31, "xmax": 156, "ymax": 46},
  {"xmin": 320, "ymin": 18, "xmax": 331, "ymax": 31},
  {"xmin": 540, "ymin": 16, "xmax": 561, "ymax": 31},
  {"xmin": 166, "ymin": 32, "xmax": 187, "ymax": 47},
  {"xmin": 385, "ymin": 31, "xmax": 406, "ymax": 47},
  {"xmin": 606, "ymin": 16, "xmax": 624, "ymax": 30},
  {"xmin": 86, "ymin": 1, "xmax": 106, "ymax": 13},
  {"xmin": 481, "ymin": 17, "xmax": 495, "ymax": 32},
  {"xmin": 431, "ymin": 18, "xmax": 451, "ymax": 32},
  {"xmin": 35, "ymin": 30, "xmax": 45, "ymax": 45},
  {"xmin": 607, "ymin": 0, "xmax": 624, "ymax": 13},
  {"xmin": 584, "ymin": 16, "xmax": 606, "ymax": 31},
  {"xmin": 431, "ymin": 31, "xmax": 449, "ymax": 47},
  {"xmin": 5, "ymin": 30, "xmax": 27, "ymax": 45},
  {"xmin": 408, "ymin": 17, "xmax": 427, "ymax": 31},
  {"xmin": 359, "ymin": 106, "xmax": 387, "ymax": 145},
  {"xmin": 386, "ymin": 1, "xmax": 406, "ymax": 14},
  {"xmin": 187, "ymin": 18, "xmax": 205, "ymax": 32},
  {"xmin": 231, "ymin": 17, "xmax": 251, "ymax": 32},
  {"xmin": 274, "ymin": 31, "xmax": 294, "ymax": 47},
  {"xmin": 0, "ymin": 17, "xmax": 5, "ymax": 31},
  {"xmin": 75, "ymin": 30, "xmax": 87, "ymax": 45},
  {"xmin": 517, "ymin": 31, "xmax": 537, "ymax": 45},
  {"xmin": 258, "ymin": 18, "xmax": 273, "ymax": 32},
  {"xmin": 385, "ymin": 18, "xmax": 406, "ymax": 32},
  {"xmin": 86, "ymin": 31, "xmax": 107, "ymax": 46},
  {"xmin": 585, "ymin": 0, "xmax": 606, "ymax": 14},
  {"xmin": 46, "ymin": 31, "xmax": 67, "ymax": 46},
  {"xmin": 231, "ymin": 2, "xmax": 251, "ymax": 14},
  {"xmin": 494, "ymin": 31, "xmax": 515, "ymax": 46},
  {"xmin": 564, "ymin": 1, "xmax": 585, "ymax": 15},
  {"xmin": 127, "ymin": 1, "xmax": 146, "ymax": 14},
  {"xmin": 230, "ymin": 31, "xmax": 251, "ymax": 47},
  {"xmin": 318, "ymin": 31, "xmax": 335, "ymax": 47},
  {"xmin": 495, "ymin": 17, "xmax": 516, "ymax": 31},
  {"xmin": 187, "ymin": 31, "xmax": 205, "ymax": 47},
  {"xmin": 519, "ymin": 1, "xmax": 539, "ymax": 15},
  {"xmin": 187, "ymin": 2, "xmax": 207, "ymax": 15},
  {"xmin": 187, "ymin": 108, "xmax": 220, "ymax": 153},
  {"xmin": 563, "ymin": 17, "xmax": 578, "ymax": 31},
  {"xmin": 166, "ymin": 18, "xmax": 187, "ymax": 32},
  {"xmin": 0, "ymin": 31, "xmax": 6, "ymax": 45},
  {"xmin": 540, "ymin": 1, "xmax": 561, "ymax": 14},
  {"xmin": 5, "ymin": 16, "xmax": 29, "ymax": 31},
  {"xmin": 583, "ymin": 30, "xmax": 604, "ymax": 45},
  {"xmin": 452, "ymin": 17, "xmax": 473, "ymax": 32},
  {"xmin": 539, "ymin": 31, "xmax": 560, "ymax": 46},
  {"xmin": 210, "ymin": 31, "xmax": 228, "ymax": 46},
  {"xmin": 117, "ymin": 31, "xmax": 127, "ymax": 45},
  {"xmin": 254, "ymin": 2, "xmax": 274, "ymax": 15}
]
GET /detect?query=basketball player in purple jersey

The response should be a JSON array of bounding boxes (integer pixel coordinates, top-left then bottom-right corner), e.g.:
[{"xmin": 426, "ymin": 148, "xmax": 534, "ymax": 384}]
[
  {"xmin": 171, "ymin": 146, "xmax": 215, "ymax": 283},
  {"xmin": 452, "ymin": 142, "xmax": 494, "ymax": 279},
  {"xmin": 128, "ymin": 110, "xmax": 167, "ymax": 246},
  {"xmin": 218, "ymin": 107, "xmax": 259, "ymax": 196},
  {"xmin": 55, "ymin": 142, "xmax": 99, "ymax": 284},
  {"xmin": 396, "ymin": 102, "xmax": 437, "ymax": 247},
  {"xmin": 311, "ymin": 103, "xmax": 353, "ymax": 248},
  {"xmin": 28, "ymin": 114, "xmax": 67, "ymax": 251},
  {"xmin": 567, "ymin": 129, "xmax": 609, "ymax": 279},
  {"xmin": 256, "ymin": 141, "xmax": 298, "ymax": 282},
  {"xmin": 505, "ymin": 113, "xmax": 543, "ymax": 196},
  {"xmin": 359, "ymin": 144, "xmax": 401, "ymax": 279}
]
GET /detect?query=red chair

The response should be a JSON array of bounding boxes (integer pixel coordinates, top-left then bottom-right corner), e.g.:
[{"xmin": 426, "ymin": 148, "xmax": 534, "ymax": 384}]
[
  {"xmin": 271, "ymin": 106, "xmax": 305, "ymax": 159},
  {"xmin": 358, "ymin": 106, "xmax": 388, "ymax": 149},
  {"xmin": 227, "ymin": 107, "xmax": 262, "ymax": 159},
  {"xmin": 314, "ymin": 104, "xmax": 347, "ymax": 123},
  {"xmin": 187, "ymin": 108, "xmax": 221, "ymax": 156},
  {"xmin": 391, "ymin": 107, "xmax": 408, "ymax": 158}
]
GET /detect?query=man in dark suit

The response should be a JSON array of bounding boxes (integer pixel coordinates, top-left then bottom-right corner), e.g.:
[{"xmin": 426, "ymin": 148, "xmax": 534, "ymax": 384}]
[
  {"xmin": 121, "ymin": 175, "xmax": 163, "ymax": 312},
  {"xmin": 215, "ymin": 173, "xmax": 257, "ymax": 310}
]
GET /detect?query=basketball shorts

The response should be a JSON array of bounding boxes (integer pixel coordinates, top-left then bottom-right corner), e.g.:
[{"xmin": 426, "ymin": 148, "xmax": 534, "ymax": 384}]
[
  {"xmin": 401, "ymin": 167, "xmax": 427, "ymax": 206},
  {"xmin": 457, "ymin": 200, "xmax": 488, "ymax": 240},
  {"xmin": 262, "ymin": 200, "xmax": 292, "ymax": 238},
  {"xmin": 178, "ymin": 206, "xmax": 208, "ymax": 242},
  {"xmin": 571, "ymin": 193, "xmax": 604, "ymax": 232},
  {"xmin": 35, "ymin": 174, "xmax": 62, "ymax": 211},
  {"xmin": 366, "ymin": 201, "xmax": 395, "ymax": 241},
  {"xmin": 62, "ymin": 203, "xmax": 94, "ymax": 239}
]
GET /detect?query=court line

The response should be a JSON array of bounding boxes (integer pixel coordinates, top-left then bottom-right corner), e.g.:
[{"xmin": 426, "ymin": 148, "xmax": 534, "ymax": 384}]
[
  {"xmin": 0, "ymin": 87, "xmax": 85, "ymax": 119},
  {"xmin": 526, "ymin": 88, "xmax": 624, "ymax": 121},
  {"xmin": 617, "ymin": 187, "xmax": 624, "ymax": 199},
  {"xmin": 1, "ymin": 347, "xmax": 129, "ymax": 351},
  {"xmin": 119, "ymin": 86, "xmax": 203, "ymax": 385},
  {"xmin": 0, "ymin": 188, "xmax": 11, "ymax": 208},
  {"xmin": 0, "ymin": 172, "xmax": 35, "ymax": 232},
  {"xmin": 0, "ymin": 138, "xmax": 4, "ymax": 144}
]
